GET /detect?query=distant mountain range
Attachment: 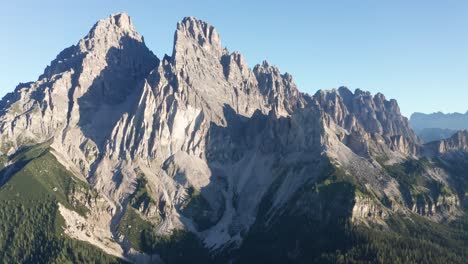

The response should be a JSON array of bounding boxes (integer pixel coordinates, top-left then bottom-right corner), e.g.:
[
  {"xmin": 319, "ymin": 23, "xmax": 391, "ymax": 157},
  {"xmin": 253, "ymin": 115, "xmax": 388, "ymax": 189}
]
[
  {"xmin": 0, "ymin": 13, "xmax": 467, "ymax": 263},
  {"xmin": 410, "ymin": 112, "xmax": 468, "ymax": 142}
]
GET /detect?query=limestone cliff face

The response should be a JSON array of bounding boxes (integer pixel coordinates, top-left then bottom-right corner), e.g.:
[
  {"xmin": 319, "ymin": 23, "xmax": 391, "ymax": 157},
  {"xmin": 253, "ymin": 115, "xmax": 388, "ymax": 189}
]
[
  {"xmin": 352, "ymin": 195, "xmax": 388, "ymax": 224},
  {"xmin": 0, "ymin": 14, "xmax": 314, "ymax": 258},
  {"xmin": 0, "ymin": 13, "xmax": 466, "ymax": 261},
  {"xmin": 0, "ymin": 13, "xmax": 158, "ymax": 175},
  {"xmin": 313, "ymin": 87, "xmax": 419, "ymax": 159},
  {"xmin": 410, "ymin": 192, "xmax": 460, "ymax": 220}
]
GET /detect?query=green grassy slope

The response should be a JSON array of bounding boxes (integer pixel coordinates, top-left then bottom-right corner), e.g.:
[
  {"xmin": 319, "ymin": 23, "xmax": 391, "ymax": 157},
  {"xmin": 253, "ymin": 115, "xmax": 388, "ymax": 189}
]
[{"xmin": 0, "ymin": 143, "xmax": 126, "ymax": 263}]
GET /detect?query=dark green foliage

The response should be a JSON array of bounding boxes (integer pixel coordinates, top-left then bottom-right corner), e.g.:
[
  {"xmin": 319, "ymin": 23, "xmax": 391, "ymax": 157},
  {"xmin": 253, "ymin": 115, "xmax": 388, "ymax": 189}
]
[
  {"xmin": 141, "ymin": 229, "xmax": 211, "ymax": 263},
  {"xmin": 236, "ymin": 213, "xmax": 467, "ymax": 264},
  {"xmin": 433, "ymin": 154, "xmax": 468, "ymax": 204},
  {"xmin": 233, "ymin": 163, "xmax": 357, "ymax": 263},
  {"xmin": 0, "ymin": 201, "xmax": 60, "ymax": 263},
  {"xmin": 180, "ymin": 186, "xmax": 216, "ymax": 230},
  {"xmin": 0, "ymin": 144, "xmax": 126, "ymax": 263},
  {"xmin": 324, "ymin": 214, "xmax": 468, "ymax": 264},
  {"xmin": 383, "ymin": 158, "xmax": 457, "ymax": 209},
  {"xmin": 118, "ymin": 183, "xmax": 212, "ymax": 263},
  {"xmin": 129, "ymin": 176, "xmax": 155, "ymax": 211},
  {"xmin": 317, "ymin": 162, "xmax": 370, "ymax": 196},
  {"xmin": 0, "ymin": 144, "xmax": 91, "ymax": 216},
  {"xmin": 117, "ymin": 204, "xmax": 211, "ymax": 263},
  {"xmin": 236, "ymin": 210, "xmax": 354, "ymax": 263},
  {"xmin": 116, "ymin": 206, "xmax": 154, "ymax": 252},
  {"xmin": 384, "ymin": 159, "xmax": 427, "ymax": 187},
  {"xmin": 232, "ymin": 164, "xmax": 468, "ymax": 264},
  {"xmin": 117, "ymin": 207, "xmax": 209, "ymax": 263},
  {"xmin": 0, "ymin": 155, "xmax": 6, "ymax": 170},
  {"xmin": 0, "ymin": 200, "xmax": 125, "ymax": 263}
]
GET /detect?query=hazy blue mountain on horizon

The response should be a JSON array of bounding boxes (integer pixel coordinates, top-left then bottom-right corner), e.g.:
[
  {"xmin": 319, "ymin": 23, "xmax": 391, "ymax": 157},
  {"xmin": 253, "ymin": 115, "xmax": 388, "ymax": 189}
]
[
  {"xmin": 410, "ymin": 111, "xmax": 468, "ymax": 143},
  {"xmin": 416, "ymin": 128, "xmax": 458, "ymax": 143},
  {"xmin": 410, "ymin": 111, "xmax": 468, "ymax": 132}
]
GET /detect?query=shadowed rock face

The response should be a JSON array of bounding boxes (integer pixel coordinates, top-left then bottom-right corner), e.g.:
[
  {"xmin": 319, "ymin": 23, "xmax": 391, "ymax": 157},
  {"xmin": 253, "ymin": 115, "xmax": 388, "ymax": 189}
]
[{"xmin": 0, "ymin": 13, "xmax": 466, "ymax": 262}]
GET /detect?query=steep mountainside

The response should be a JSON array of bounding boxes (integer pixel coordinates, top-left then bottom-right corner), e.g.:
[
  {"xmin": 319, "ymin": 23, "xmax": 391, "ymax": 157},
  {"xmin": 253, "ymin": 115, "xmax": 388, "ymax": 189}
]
[{"xmin": 0, "ymin": 13, "xmax": 467, "ymax": 263}]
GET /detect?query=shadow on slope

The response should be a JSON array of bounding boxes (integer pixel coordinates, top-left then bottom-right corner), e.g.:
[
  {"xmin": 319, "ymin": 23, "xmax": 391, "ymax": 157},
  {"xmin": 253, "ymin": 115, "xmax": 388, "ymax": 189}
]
[{"xmin": 77, "ymin": 36, "xmax": 158, "ymax": 151}]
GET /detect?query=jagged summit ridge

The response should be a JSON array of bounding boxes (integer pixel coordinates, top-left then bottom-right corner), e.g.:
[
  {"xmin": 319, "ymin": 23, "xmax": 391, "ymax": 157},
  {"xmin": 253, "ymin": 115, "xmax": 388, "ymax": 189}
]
[
  {"xmin": 314, "ymin": 86, "xmax": 418, "ymax": 157},
  {"xmin": 87, "ymin": 13, "xmax": 139, "ymax": 40},
  {"xmin": 173, "ymin": 16, "xmax": 222, "ymax": 61},
  {"xmin": 40, "ymin": 13, "xmax": 149, "ymax": 79},
  {"xmin": 79, "ymin": 12, "xmax": 143, "ymax": 53}
]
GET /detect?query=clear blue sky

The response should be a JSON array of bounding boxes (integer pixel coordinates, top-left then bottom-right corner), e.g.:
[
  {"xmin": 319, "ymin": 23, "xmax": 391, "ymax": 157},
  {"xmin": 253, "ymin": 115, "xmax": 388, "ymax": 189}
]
[{"xmin": 1, "ymin": 0, "xmax": 467, "ymax": 116}]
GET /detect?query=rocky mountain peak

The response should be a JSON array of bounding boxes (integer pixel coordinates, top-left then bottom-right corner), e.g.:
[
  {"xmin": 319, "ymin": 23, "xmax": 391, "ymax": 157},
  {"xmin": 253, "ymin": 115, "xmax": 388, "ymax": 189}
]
[
  {"xmin": 172, "ymin": 16, "xmax": 222, "ymax": 66},
  {"xmin": 80, "ymin": 12, "xmax": 142, "ymax": 52},
  {"xmin": 92, "ymin": 13, "xmax": 135, "ymax": 34},
  {"xmin": 354, "ymin": 88, "xmax": 370, "ymax": 96},
  {"xmin": 40, "ymin": 12, "xmax": 150, "ymax": 81},
  {"xmin": 337, "ymin": 86, "xmax": 354, "ymax": 98},
  {"xmin": 253, "ymin": 60, "xmax": 304, "ymax": 116},
  {"xmin": 314, "ymin": 87, "xmax": 419, "ymax": 157},
  {"xmin": 1, "ymin": 12, "xmax": 157, "ymax": 161}
]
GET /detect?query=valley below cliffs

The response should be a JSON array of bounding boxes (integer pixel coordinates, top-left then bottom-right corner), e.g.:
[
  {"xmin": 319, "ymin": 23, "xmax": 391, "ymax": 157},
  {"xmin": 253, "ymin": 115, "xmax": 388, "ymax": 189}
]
[{"xmin": 0, "ymin": 13, "xmax": 467, "ymax": 264}]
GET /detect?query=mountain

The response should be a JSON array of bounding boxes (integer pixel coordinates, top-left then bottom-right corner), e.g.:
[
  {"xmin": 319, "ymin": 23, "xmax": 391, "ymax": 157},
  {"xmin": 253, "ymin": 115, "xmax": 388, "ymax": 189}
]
[
  {"xmin": 416, "ymin": 128, "xmax": 458, "ymax": 143},
  {"xmin": 424, "ymin": 130, "xmax": 468, "ymax": 155},
  {"xmin": 0, "ymin": 13, "xmax": 467, "ymax": 263},
  {"xmin": 410, "ymin": 111, "xmax": 468, "ymax": 142}
]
